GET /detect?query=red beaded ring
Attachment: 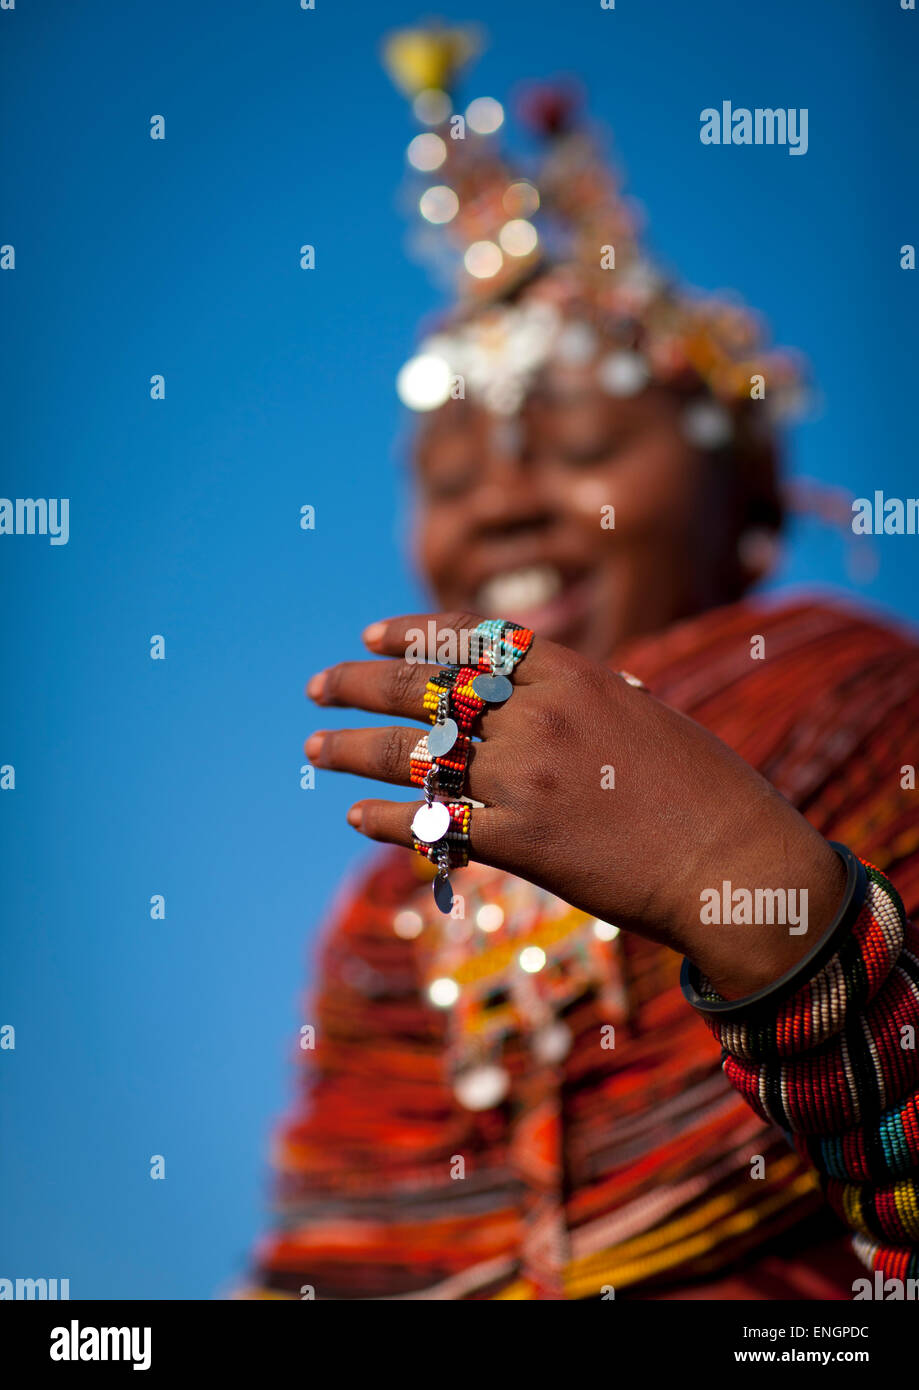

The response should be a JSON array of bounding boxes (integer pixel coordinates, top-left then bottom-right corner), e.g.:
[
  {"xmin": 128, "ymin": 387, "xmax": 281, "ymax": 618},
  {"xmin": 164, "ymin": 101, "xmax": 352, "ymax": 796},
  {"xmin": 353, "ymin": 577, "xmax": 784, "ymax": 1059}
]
[{"xmin": 412, "ymin": 801, "xmax": 471, "ymax": 868}]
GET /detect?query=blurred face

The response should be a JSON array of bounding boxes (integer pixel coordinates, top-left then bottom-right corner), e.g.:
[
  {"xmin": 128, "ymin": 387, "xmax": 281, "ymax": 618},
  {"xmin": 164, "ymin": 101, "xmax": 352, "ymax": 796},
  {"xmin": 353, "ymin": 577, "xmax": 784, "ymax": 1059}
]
[{"xmin": 412, "ymin": 351, "xmax": 749, "ymax": 661}]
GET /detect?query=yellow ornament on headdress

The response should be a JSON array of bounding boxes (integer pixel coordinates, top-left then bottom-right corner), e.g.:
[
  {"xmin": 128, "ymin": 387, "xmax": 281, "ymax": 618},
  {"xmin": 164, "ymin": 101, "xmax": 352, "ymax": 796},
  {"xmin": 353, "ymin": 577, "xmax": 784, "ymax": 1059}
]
[{"xmin": 382, "ymin": 24, "xmax": 480, "ymax": 99}]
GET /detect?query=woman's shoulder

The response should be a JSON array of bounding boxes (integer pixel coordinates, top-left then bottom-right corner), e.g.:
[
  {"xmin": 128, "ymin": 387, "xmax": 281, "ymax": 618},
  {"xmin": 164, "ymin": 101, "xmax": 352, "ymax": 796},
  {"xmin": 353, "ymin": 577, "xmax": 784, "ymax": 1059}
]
[{"xmin": 616, "ymin": 591, "xmax": 919, "ymax": 708}]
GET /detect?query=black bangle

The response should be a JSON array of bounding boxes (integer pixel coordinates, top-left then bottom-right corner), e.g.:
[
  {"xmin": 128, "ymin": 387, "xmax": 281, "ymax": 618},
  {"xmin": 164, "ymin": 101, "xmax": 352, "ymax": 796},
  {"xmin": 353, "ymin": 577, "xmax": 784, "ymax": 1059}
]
[{"xmin": 680, "ymin": 842, "xmax": 868, "ymax": 1021}]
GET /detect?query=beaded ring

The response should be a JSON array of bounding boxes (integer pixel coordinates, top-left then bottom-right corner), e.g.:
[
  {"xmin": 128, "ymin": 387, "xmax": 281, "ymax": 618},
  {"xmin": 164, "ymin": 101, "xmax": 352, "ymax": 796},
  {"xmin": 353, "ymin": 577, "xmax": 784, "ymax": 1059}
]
[
  {"xmin": 474, "ymin": 619, "xmax": 534, "ymax": 675},
  {"xmin": 411, "ymin": 619, "xmax": 533, "ymax": 914},
  {"xmin": 409, "ymin": 732, "xmax": 472, "ymax": 796},
  {"xmin": 456, "ymin": 667, "xmax": 490, "ymax": 721},
  {"xmin": 412, "ymin": 801, "xmax": 471, "ymax": 868},
  {"xmin": 422, "ymin": 666, "xmax": 460, "ymax": 722}
]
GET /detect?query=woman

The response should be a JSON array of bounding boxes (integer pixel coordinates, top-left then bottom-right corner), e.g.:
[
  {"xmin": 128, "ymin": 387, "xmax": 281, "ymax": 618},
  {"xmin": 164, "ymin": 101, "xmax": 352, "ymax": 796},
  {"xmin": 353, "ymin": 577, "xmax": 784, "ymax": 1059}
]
[{"xmin": 246, "ymin": 28, "xmax": 919, "ymax": 1300}]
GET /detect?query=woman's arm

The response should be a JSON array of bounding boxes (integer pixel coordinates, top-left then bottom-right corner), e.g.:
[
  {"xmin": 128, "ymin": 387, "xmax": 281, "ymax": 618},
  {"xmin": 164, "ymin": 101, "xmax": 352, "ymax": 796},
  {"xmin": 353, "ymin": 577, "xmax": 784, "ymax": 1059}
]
[
  {"xmin": 304, "ymin": 610, "xmax": 919, "ymax": 1272},
  {"xmin": 683, "ymin": 856, "xmax": 919, "ymax": 1275}
]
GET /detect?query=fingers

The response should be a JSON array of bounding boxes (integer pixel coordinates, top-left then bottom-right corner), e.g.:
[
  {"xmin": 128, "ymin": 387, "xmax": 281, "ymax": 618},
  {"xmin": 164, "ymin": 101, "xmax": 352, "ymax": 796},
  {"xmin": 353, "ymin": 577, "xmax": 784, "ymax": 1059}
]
[
  {"xmin": 306, "ymin": 725, "xmax": 495, "ymax": 801},
  {"xmin": 347, "ymin": 796, "xmax": 507, "ymax": 862},
  {"xmin": 307, "ymin": 655, "xmax": 511, "ymax": 732},
  {"xmin": 308, "ymin": 658, "xmax": 437, "ymax": 720},
  {"xmin": 361, "ymin": 611, "xmax": 484, "ymax": 659},
  {"xmin": 359, "ymin": 611, "xmax": 552, "ymax": 685}
]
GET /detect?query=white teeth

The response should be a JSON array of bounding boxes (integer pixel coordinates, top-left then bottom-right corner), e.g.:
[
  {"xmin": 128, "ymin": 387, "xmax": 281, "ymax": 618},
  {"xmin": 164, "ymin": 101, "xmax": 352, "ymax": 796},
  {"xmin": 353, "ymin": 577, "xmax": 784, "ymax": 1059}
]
[{"xmin": 476, "ymin": 565, "xmax": 563, "ymax": 614}]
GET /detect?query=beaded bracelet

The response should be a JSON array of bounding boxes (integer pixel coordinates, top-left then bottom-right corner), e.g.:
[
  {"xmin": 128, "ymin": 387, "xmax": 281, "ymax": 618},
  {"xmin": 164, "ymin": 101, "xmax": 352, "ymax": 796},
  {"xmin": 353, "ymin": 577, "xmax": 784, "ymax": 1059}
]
[
  {"xmin": 853, "ymin": 1233, "xmax": 919, "ymax": 1284},
  {"xmin": 722, "ymin": 924, "xmax": 919, "ymax": 1136},
  {"xmin": 795, "ymin": 1084, "xmax": 919, "ymax": 1184},
  {"xmin": 687, "ymin": 862, "xmax": 905, "ymax": 1062},
  {"xmin": 824, "ymin": 1171, "xmax": 919, "ymax": 1246}
]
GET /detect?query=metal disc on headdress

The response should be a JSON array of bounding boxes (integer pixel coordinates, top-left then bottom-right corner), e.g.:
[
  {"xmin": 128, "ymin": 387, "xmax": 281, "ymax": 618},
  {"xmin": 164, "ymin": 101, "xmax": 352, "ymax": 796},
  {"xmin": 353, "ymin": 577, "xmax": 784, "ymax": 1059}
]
[
  {"xmin": 531, "ymin": 1020, "xmax": 573, "ymax": 1065},
  {"xmin": 384, "ymin": 22, "xmax": 808, "ymax": 428},
  {"xmin": 453, "ymin": 1064, "xmax": 510, "ymax": 1111}
]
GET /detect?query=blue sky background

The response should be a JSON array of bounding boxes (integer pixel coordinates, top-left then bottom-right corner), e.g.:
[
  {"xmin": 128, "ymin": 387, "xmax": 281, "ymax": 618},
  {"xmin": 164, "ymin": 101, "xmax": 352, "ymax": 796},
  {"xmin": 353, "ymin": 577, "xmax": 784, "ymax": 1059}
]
[{"xmin": 1, "ymin": 0, "xmax": 917, "ymax": 1299}]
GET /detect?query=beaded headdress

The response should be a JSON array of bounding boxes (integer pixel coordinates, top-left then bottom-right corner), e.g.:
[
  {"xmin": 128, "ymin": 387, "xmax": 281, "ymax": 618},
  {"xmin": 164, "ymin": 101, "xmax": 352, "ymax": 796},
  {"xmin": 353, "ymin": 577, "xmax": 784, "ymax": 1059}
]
[{"xmin": 383, "ymin": 23, "xmax": 805, "ymax": 432}]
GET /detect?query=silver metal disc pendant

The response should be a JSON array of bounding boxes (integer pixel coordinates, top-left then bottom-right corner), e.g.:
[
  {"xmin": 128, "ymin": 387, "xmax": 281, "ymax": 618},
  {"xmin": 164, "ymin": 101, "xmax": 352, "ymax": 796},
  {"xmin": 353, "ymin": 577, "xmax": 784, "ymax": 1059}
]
[
  {"xmin": 472, "ymin": 672, "xmax": 513, "ymax": 704},
  {"xmin": 427, "ymin": 718, "xmax": 459, "ymax": 758},
  {"xmin": 411, "ymin": 800, "xmax": 451, "ymax": 844},
  {"xmin": 453, "ymin": 1064, "xmax": 511, "ymax": 1112},
  {"xmin": 531, "ymin": 1020, "xmax": 573, "ymax": 1065},
  {"xmin": 433, "ymin": 874, "xmax": 455, "ymax": 915}
]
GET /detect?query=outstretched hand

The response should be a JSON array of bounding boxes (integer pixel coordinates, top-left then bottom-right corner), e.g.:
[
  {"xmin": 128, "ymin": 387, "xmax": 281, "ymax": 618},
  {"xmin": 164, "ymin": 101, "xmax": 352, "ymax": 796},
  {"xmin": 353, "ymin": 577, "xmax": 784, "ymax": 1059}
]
[{"xmin": 305, "ymin": 612, "xmax": 845, "ymax": 999}]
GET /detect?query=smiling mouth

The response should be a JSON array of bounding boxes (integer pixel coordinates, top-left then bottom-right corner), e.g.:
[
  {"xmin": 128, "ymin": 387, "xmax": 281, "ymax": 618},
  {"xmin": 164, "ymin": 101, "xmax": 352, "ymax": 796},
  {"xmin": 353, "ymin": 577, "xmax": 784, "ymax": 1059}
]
[{"xmin": 474, "ymin": 564, "xmax": 596, "ymax": 639}]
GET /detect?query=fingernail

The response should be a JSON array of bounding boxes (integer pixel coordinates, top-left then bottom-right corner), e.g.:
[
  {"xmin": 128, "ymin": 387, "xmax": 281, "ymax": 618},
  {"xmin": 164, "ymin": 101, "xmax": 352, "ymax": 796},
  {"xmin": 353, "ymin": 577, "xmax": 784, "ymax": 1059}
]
[
  {"xmin": 306, "ymin": 671, "xmax": 326, "ymax": 700},
  {"xmin": 346, "ymin": 806, "xmax": 363, "ymax": 828},
  {"xmin": 362, "ymin": 622, "xmax": 386, "ymax": 650},
  {"xmin": 305, "ymin": 732, "xmax": 325, "ymax": 761}
]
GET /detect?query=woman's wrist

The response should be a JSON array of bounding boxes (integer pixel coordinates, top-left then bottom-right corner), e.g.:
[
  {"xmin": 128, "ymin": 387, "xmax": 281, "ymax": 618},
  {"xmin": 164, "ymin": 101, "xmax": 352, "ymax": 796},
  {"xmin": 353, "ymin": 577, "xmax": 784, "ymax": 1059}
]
[{"xmin": 673, "ymin": 808, "xmax": 848, "ymax": 1000}]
